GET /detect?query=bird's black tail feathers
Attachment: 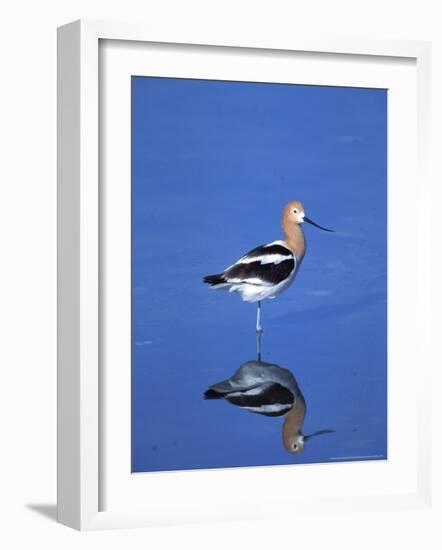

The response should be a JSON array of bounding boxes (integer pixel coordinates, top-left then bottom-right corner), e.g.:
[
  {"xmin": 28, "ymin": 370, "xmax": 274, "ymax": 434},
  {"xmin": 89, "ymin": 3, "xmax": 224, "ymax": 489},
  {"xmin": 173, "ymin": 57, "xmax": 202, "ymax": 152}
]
[
  {"xmin": 203, "ymin": 389, "xmax": 223, "ymax": 400},
  {"xmin": 203, "ymin": 273, "xmax": 226, "ymax": 286}
]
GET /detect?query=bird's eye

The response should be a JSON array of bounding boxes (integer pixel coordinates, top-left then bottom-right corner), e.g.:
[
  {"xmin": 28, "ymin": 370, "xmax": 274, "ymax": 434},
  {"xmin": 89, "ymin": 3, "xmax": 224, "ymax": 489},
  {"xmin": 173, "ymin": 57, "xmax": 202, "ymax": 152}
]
[
  {"xmin": 293, "ymin": 444, "xmax": 298, "ymax": 450},
  {"xmin": 293, "ymin": 209, "xmax": 298, "ymax": 214}
]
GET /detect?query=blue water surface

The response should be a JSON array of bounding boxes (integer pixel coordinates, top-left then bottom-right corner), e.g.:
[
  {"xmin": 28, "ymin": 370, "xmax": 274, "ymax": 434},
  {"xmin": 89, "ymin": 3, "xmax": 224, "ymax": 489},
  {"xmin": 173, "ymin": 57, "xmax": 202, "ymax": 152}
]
[{"xmin": 131, "ymin": 77, "xmax": 387, "ymax": 472}]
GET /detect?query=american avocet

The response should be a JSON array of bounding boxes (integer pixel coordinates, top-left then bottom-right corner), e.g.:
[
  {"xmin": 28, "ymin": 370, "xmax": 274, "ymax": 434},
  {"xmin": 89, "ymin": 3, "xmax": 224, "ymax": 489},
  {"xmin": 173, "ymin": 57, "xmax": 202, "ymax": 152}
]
[
  {"xmin": 203, "ymin": 200, "xmax": 334, "ymax": 356},
  {"xmin": 204, "ymin": 360, "xmax": 334, "ymax": 454}
]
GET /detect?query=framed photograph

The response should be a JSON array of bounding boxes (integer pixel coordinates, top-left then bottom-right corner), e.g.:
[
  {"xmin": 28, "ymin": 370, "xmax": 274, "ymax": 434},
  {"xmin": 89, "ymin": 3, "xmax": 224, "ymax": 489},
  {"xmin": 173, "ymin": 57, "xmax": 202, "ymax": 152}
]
[{"xmin": 57, "ymin": 19, "xmax": 433, "ymax": 530}]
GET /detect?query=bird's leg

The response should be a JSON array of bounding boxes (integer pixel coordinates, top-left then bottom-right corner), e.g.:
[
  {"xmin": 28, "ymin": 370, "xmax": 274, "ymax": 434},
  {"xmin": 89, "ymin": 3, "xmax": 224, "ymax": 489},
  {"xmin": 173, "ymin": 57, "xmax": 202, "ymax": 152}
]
[
  {"xmin": 256, "ymin": 301, "xmax": 263, "ymax": 333},
  {"xmin": 256, "ymin": 331, "xmax": 262, "ymax": 362},
  {"xmin": 256, "ymin": 301, "xmax": 263, "ymax": 361}
]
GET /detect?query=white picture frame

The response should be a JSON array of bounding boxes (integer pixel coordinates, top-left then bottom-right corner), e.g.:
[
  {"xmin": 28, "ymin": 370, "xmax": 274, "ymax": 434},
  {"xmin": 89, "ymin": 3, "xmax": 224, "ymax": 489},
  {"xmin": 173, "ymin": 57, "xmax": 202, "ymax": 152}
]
[{"xmin": 57, "ymin": 19, "xmax": 433, "ymax": 531}]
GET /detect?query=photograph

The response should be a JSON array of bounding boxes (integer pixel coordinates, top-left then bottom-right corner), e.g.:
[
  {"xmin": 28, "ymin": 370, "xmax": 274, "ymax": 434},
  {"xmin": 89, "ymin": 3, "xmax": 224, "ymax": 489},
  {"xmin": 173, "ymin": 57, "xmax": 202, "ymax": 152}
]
[{"xmin": 130, "ymin": 76, "xmax": 387, "ymax": 473}]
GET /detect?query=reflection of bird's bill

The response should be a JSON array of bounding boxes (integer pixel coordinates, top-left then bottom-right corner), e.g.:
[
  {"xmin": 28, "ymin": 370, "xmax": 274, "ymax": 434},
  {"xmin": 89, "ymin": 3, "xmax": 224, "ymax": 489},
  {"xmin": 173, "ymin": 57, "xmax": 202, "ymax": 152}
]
[
  {"xmin": 303, "ymin": 216, "xmax": 335, "ymax": 233},
  {"xmin": 303, "ymin": 429, "xmax": 336, "ymax": 441}
]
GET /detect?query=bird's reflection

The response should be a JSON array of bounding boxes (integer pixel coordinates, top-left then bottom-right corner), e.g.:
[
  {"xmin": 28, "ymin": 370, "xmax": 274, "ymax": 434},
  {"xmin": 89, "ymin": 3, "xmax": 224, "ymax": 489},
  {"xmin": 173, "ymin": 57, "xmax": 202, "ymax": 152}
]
[{"xmin": 204, "ymin": 359, "xmax": 334, "ymax": 455}]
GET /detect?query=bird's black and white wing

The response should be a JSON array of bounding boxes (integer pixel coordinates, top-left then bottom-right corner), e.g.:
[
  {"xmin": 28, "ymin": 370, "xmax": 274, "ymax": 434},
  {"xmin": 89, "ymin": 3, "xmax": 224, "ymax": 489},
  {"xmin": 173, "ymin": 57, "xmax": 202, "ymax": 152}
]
[
  {"xmin": 223, "ymin": 241, "xmax": 296, "ymax": 287},
  {"xmin": 224, "ymin": 381, "xmax": 295, "ymax": 417},
  {"xmin": 204, "ymin": 360, "xmax": 298, "ymax": 416}
]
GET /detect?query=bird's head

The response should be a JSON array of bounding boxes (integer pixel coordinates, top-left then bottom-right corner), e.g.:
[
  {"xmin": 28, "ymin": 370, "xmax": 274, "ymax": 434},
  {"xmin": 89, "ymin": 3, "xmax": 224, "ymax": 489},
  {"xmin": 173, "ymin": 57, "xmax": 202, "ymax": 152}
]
[
  {"xmin": 283, "ymin": 200, "xmax": 335, "ymax": 232},
  {"xmin": 285, "ymin": 429, "xmax": 336, "ymax": 455},
  {"xmin": 284, "ymin": 433, "xmax": 306, "ymax": 455}
]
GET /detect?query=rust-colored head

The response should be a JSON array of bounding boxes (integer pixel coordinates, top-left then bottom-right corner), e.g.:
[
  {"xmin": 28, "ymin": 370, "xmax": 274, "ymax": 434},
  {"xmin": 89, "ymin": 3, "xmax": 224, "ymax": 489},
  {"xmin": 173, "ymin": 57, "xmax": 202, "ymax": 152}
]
[
  {"xmin": 282, "ymin": 200, "xmax": 306, "ymax": 226},
  {"xmin": 283, "ymin": 431, "xmax": 306, "ymax": 455},
  {"xmin": 282, "ymin": 200, "xmax": 335, "ymax": 232},
  {"xmin": 281, "ymin": 392, "xmax": 336, "ymax": 456}
]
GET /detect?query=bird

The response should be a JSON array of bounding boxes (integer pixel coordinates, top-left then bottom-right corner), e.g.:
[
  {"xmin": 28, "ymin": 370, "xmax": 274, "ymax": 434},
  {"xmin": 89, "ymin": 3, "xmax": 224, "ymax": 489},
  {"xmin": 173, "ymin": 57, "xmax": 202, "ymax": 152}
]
[
  {"xmin": 204, "ymin": 359, "xmax": 334, "ymax": 455},
  {"xmin": 203, "ymin": 200, "xmax": 334, "ymax": 343}
]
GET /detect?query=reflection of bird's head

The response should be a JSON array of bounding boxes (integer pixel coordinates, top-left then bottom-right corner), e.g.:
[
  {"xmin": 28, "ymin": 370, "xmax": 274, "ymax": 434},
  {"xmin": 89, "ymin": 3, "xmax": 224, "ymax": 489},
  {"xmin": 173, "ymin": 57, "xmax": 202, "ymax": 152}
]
[
  {"xmin": 283, "ymin": 432, "xmax": 305, "ymax": 455},
  {"xmin": 282, "ymin": 393, "xmax": 335, "ymax": 456}
]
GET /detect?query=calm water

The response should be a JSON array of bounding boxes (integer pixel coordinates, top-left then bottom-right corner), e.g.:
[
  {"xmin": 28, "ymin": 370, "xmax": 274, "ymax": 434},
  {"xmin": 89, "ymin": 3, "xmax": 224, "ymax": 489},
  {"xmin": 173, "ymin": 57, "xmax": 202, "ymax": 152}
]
[{"xmin": 131, "ymin": 77, "xmax": 387, "ymax": 472}]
